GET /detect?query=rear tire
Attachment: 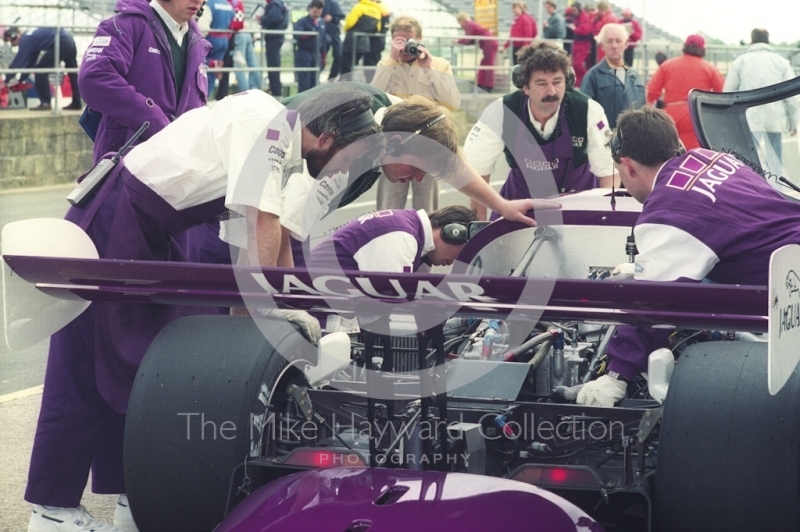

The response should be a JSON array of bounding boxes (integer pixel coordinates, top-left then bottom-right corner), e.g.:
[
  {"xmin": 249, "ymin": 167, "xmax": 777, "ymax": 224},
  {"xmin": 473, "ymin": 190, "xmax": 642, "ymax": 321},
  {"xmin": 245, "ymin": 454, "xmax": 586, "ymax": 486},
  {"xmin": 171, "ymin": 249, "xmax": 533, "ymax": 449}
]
[
  {"xmin": 124, "ymin": 315, "xmax": 306, "ymax": 532},
  {"xmin": 655, "ymin": 341, "xmax": 800, "ymax": 531}
]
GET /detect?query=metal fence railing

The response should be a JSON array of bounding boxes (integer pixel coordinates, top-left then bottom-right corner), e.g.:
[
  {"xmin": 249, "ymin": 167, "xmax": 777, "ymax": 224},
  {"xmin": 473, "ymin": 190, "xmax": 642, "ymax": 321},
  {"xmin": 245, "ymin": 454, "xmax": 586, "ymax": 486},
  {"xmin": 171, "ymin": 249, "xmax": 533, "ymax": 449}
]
[
  {"xmin": 3, "ymin": 21, "xmax": 800, "ymax": 115},
  {"xmin": 0, "ymin": 25, "xmax": 323, "ymax": 114}
]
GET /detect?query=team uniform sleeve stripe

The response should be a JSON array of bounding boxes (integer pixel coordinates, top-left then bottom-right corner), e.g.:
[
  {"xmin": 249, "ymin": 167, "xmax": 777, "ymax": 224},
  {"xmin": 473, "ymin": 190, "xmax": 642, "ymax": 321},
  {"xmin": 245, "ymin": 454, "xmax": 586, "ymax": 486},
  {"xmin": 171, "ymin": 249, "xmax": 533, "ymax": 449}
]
[
  {"xmin": 634, "ymin": 222, "xmax": 719, "ymax": 282},
  {"xmin": 585, "ymin": 99, "xmax": 614, "ymax": 178},
  {"xmin": 353, "ymin": 232, "xmax": 419, "ymax": 273}
]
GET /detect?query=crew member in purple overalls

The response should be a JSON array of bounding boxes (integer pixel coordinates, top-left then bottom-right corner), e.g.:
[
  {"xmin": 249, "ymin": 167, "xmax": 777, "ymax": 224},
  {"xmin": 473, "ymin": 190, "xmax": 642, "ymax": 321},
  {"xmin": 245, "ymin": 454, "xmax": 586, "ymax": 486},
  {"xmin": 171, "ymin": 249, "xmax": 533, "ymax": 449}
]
[
  {"xmin": 464, "ymin": 41, "xmax": 616, "ymax": 221},
  {"xmin": 577, "ymin": 106, "xmax": 800, "ymax": 407},
  {"xmin": 79, "ymin": 0, "xmax": 211, "ymax": 163},
  {"xmin": 309, "ymin": 206, "xmax": 477, "ymax": 272},
  {"xmin": 24, "ymin": 85, "xmax": 381, "ymax": 532}
]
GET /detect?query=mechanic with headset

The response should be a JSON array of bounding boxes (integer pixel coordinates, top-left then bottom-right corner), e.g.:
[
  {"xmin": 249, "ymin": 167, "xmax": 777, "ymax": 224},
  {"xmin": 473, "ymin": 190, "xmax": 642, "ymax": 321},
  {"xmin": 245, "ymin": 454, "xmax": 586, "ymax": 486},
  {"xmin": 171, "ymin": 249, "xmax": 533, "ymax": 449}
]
[
  {"xmin": 463, "ymin": 40, "xmax": 616, "ymax": 220},
  {"xmin": 577, "ymin": 106, "xmax": 800, "ymax": 407},
  {"xmin": 309, "ymin": 205, "xmax": 478, "ymax": 272},
  {"xmin": 23, "ymin": 85, "xmax": 381, "ymax": 532}
]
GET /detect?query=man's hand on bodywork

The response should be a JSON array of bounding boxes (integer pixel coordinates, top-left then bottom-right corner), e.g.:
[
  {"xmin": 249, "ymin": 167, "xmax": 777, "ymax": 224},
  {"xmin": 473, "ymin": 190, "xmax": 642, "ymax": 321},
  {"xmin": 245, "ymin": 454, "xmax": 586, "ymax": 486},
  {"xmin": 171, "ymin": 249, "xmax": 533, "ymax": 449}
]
[{"xmin": 495, "ymin": 198, "xmax": 561, "ymax": 227}]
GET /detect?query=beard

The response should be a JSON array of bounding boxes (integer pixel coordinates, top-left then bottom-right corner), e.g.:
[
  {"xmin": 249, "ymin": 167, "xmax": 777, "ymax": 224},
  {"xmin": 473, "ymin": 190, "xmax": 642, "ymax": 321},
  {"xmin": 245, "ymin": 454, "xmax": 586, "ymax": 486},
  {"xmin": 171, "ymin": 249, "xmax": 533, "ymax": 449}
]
[{"xmin": 304, "ymin": 146, "xmax": 335, "ymax": 178}]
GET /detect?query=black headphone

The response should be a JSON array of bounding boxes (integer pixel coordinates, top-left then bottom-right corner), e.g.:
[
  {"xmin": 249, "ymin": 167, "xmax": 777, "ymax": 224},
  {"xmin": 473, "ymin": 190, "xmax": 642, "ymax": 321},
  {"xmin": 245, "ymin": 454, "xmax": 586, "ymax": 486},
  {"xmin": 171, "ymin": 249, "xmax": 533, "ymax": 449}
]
[
  {"xmin": 386, "ymin": 114, "xmax": 447, "ymax": 156},
  {"xmin": 441, "ymin": 223, "xmax": 468, "ymax": 245},
  {"xmin": 512, "ymin": 63, "xmax": 576, "ymax": 91}
]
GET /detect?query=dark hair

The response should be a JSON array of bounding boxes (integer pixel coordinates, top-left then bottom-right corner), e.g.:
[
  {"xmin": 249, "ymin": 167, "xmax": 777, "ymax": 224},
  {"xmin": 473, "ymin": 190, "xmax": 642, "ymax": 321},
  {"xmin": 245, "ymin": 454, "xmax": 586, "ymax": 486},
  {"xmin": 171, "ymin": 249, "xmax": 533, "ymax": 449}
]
[
  {"xmin": 683, "ymin": 44, "xmax": 705, "ymax": 57},
  {"xmin": 751, "ymin": 28, "xmax": 769, "ymax": 44},
  {"xmin": 308, "ymin": 0, "xmax": 323, "ymax": 9},
  {"xmin": 517, "ymin": 41, "xmax": 571, "ymax": 86},
  {"xmin": 428, "ymin": 205, "xmax": 478, "ymax": 229},
  {"xmin": 614, "ymin": 106, "xmax": 682, "ymax": 167},
  {"xmin": 3, "ymin": 26, "xmax": 20, "ymax": 42},
  {"xmin": 297, "ymin": 84, "xmax": 382, "ymax": 152}
]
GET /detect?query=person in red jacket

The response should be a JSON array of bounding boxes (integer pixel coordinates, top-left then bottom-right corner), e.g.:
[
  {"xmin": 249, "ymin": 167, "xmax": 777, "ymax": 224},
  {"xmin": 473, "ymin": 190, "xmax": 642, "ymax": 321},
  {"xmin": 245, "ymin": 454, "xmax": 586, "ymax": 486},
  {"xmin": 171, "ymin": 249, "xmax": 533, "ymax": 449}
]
[
  {"xmin": 646, "ymin": 34, "xmax": 724, "ymax": 150},
  {"xmin": 620, "ymin": 7, "xmax": 642, "ymax": 66},
  {"xmin": 504, "ymin": 1, "xmax": 537, "ymax": 65},
  {"xmin": 569, "ymin": 3, "xmax": 594, "ymax": 86},
  {"xmin": 591, "ymin": 1, "xmax": 617, "ymax": 63},
  {"xmin": 455, "ymin": 13, "xmax": 498, "ymax": 92}
]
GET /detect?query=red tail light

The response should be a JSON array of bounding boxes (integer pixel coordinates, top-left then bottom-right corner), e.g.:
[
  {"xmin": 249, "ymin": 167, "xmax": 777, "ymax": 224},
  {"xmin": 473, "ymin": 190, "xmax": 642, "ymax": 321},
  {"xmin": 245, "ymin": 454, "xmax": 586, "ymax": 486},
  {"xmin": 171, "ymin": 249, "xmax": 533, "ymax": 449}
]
[
  {"xmin": 511, "ymin": 466, "xmax": 602, "ymax": 489},
  {"xmin": 282, "ymin": 449, "xmax": 368, "ymax": 469}
]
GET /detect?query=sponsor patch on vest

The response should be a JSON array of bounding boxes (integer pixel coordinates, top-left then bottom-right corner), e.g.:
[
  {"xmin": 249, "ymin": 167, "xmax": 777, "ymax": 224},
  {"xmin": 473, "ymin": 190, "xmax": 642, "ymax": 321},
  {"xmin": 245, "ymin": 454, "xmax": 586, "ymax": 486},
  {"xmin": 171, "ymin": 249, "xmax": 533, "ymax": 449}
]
[
  {"xmin": 199, "ymin": 64, "xmax": 208, "ymax": 77},
  {"xmin": 525, "ymin": 157, "xmax": 559, "ymax": 171},
  {"xmin": 571, "ymin": 136, "xmax": 585, "ymax": 147},
  {"xmin": 91, "ymin": 36, "xmax": 111, "ymax": 47},
  {"xmin": 148, "ymin": 47, "xmax": 161, "ymax": 54},
  {"xmin": 85, "ymin": 47, "xmax": 105, "ymax": 55}
]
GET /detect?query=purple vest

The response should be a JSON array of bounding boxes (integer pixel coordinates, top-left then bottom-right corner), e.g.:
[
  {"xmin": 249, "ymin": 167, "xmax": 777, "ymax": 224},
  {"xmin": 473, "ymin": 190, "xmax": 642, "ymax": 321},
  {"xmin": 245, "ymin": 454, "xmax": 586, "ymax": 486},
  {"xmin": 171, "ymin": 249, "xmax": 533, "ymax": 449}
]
[
  {"xmin": 80, "ymin": 0, "xmax": 211, "ymax": 162},
  {"xmin": 309, "ymin": 209, "xmax": 426, "ymax": 272},
  {"xmin": 498, "ymin": 98, "xmax": 597, "ymax": 206}
]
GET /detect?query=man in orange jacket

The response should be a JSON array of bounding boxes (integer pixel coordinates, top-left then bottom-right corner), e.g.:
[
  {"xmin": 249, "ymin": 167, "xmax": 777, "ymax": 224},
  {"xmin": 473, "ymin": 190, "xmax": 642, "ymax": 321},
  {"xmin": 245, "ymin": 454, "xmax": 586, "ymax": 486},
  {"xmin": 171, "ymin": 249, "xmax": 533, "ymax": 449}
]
[{"xmin": 646, "ymin": 34, "xmax": 724, "ymax": 150}]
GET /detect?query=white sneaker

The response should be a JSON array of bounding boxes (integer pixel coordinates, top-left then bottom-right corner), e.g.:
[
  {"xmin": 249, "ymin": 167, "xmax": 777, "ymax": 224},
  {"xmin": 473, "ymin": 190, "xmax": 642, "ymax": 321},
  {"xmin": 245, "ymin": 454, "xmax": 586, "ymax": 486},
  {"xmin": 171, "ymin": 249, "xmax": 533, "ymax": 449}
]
[
  {"xmin": 113, "ymin": 495, "xmax": 139, "ymax": 532},
  {"xmin": 28, "ymin": 504, "xmax": 124, "ymax": 532}
]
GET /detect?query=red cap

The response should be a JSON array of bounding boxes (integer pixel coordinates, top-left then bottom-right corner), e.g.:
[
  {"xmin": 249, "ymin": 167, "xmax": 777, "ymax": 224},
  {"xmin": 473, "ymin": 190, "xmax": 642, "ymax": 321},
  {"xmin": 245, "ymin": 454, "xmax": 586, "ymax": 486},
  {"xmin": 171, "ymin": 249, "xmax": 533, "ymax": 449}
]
[{"xmin": 684, "ymin": 34, "xmax": 705, "ymax": 48}]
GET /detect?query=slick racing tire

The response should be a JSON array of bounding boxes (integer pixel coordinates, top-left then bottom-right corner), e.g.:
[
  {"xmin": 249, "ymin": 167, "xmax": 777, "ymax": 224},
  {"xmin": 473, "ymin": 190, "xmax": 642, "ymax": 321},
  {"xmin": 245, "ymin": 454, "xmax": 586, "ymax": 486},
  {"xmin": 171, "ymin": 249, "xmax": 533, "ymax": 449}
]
[
  {"xmin": 655, "ymin": 341, "xmax": 800, "ymax": 532},
  {"xmin": 124, "ymin": 315, "xmax": 308, "ymax": 532}
]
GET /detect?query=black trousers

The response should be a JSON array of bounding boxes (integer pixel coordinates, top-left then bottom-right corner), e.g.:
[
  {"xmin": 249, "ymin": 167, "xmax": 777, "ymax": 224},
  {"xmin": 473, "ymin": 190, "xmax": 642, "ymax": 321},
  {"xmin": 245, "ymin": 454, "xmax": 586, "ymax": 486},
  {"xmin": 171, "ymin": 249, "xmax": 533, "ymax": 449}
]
[
  {"xmin": 324, "ymin": 30, "xmax": 342, "ymax": 79},
  {"xmin": 264, "ymin": 38, "xmax": 283, "ymax": 97},
  {"xmin": 34, "ymin": 39, "xmax": 81, "ymax": 106}
]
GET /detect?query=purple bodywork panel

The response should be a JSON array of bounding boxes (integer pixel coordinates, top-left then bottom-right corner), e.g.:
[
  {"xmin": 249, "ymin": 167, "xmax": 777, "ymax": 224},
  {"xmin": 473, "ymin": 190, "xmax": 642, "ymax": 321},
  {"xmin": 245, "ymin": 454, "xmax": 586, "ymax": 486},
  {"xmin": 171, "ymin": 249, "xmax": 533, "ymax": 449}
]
[
  {"xmin": 216, "ymin": 468, "xmax": 604, "ymax": 532},
  {"xmin": 3, "ymin": 255, "xmax": 768, "ymax": 332}
]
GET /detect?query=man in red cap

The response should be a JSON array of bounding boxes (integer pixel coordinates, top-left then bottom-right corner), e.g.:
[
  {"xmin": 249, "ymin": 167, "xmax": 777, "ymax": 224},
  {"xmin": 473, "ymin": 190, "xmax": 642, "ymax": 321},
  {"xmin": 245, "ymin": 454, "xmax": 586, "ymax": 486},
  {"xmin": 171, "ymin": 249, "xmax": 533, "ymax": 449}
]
[{"xmin": 646, "ymin": 34, "xmax": 723, "ymax": 150}]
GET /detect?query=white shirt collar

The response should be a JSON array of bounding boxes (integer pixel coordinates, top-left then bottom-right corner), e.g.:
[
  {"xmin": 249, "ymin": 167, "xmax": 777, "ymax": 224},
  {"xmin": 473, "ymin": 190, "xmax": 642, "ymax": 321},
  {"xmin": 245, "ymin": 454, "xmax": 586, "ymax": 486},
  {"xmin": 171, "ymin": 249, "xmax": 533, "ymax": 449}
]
[
  {"xmin": 527, "ymin": 100, "xmax": 559, "ymax": 140},
  {"xmin": 150, "ymin": 0, "xmax": 190, "ymax": 43},
  {"xmin": 417, "ymin": 209, "xmax": 436, "ymax": 256}
]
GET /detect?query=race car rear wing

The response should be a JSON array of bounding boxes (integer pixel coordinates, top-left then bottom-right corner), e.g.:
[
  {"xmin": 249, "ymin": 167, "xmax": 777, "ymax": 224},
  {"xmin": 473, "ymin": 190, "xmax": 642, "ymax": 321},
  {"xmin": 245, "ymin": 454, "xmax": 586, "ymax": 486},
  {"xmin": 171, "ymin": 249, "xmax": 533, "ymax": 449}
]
[{"xmin": 2, "ymin": 220, "xmax": 769, "ymax": 353}]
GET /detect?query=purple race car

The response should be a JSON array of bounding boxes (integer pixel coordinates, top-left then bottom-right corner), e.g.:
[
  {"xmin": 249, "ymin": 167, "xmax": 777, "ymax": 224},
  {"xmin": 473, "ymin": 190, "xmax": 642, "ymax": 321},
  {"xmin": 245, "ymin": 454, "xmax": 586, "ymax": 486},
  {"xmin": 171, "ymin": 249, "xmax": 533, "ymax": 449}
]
[{"xmin": 4, "ymin": 77, "xmax": 800, "ymax": 532}]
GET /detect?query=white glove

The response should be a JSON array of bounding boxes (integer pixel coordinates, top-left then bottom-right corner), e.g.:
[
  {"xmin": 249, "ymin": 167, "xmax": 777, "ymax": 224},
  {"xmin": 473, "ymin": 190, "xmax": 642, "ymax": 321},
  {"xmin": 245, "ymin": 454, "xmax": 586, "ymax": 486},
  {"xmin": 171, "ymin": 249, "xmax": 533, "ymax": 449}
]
[
  {"xmin": 258, "ymin": 309, "xmax": 321, "ymax": 346},
  {"xmin": 609, "ymin": 262, "xmax": 635, "ymax": 281},
  {"xmin": 577, "ymin": 375, "xmax": 627, "ymax": 407}
]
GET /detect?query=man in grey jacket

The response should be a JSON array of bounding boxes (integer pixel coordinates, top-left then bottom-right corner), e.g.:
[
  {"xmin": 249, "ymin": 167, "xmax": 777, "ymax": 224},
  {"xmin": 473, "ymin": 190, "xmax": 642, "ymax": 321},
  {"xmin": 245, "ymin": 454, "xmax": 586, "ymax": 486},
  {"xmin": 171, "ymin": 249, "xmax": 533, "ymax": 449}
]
[
  {"xmin": 542, "ymin": 1, "xmax": 565, "ymax": 40},
  {"xmin": 580, "ymin": 23, "xmax": 644, "ymax": 129},
  {"xmin": 724, "ymin": 28, "xmax": 799, "ymax": 178}
]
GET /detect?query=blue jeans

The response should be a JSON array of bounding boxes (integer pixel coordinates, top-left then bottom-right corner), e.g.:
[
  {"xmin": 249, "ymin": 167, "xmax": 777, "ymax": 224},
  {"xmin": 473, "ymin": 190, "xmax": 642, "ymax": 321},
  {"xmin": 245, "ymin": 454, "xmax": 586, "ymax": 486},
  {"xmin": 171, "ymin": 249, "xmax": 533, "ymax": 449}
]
[{"xmin": 232, "ymin": 33, "xmax": 262, "ymax": 91}]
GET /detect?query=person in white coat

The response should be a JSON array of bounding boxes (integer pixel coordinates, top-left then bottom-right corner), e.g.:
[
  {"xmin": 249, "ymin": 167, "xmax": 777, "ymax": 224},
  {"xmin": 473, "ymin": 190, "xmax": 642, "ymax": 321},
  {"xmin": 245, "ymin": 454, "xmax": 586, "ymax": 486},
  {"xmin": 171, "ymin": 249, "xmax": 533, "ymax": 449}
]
[{"xmin": 723, "ymin": 28, "xmax": 799, "ymax": 179}]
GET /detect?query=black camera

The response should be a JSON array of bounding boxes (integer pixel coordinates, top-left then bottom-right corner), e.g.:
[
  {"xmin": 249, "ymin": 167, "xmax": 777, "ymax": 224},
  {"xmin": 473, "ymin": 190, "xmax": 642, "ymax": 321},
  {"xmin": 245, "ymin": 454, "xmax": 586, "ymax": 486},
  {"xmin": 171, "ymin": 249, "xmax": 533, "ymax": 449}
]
[{"xmin": 404, "ymin": 39, "xmax": 421, "ymax": 57}]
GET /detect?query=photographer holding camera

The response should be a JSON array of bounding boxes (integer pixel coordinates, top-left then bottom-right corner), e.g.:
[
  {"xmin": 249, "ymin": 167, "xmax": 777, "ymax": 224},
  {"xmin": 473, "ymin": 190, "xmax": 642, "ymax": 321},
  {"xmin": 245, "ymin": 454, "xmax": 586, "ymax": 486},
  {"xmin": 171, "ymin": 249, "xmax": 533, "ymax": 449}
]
[{"xmin": 371, "ymin": 16, "xmax": 460, "ymax": 212}]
